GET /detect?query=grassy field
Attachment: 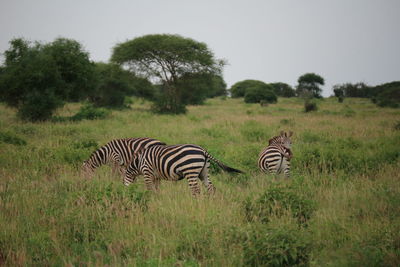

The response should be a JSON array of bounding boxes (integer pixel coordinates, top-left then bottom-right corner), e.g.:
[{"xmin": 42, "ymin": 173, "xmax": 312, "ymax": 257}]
[{"xmin": 0, "ymin": 97, "xmax": 399, "ymax": 266}]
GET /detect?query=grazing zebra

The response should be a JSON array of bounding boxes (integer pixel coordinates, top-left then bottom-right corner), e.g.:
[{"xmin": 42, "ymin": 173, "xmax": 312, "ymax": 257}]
[
  {"xmin": 124, "ymin": 144, "xmax": 243, "ymax": 196},
  {"xmin": 258, "ymin": 131, "xmax": 293, "ymax": 178},
  {"xmin": 81, "ymin": 137, "xmax": 165, "ymax": 179}
]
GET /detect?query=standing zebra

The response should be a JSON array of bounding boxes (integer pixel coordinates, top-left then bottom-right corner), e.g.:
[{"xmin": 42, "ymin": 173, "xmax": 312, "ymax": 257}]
[
  {"xmin": 81, "ymin": 137, "xmax": 165, "ymax": 179},
  {"xmin": 258, "ymin": 131, "xmax": 293, "ymax": 178},
  {"xmin": 124, "ymin": 144, "xmax": 243, "ymax": 196}
]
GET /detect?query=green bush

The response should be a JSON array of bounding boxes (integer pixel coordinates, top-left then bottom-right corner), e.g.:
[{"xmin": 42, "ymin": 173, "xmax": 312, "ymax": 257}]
[
  {"xmin": 244, "ymin": 85, "xmax": 277, "ymax": 104},
  {"xmin": 304, "ymin": 100, "xmax": 318, "ymax": 112},
  {"xmin": 269, "ymin": 82, "xmax": 296, "ymax": 97},
  {"xmin": 17, "ymin": 90, "xmax": 63, "ymax": 121},
  {"xmin": 374, "ymin": 86, "xmax": 400, "ymax": 108},
  {"xmin": 244, "ymin": 184, "xmax": 315, "ymax": 225},
  {"xmin": 88, "ymin": 63, "xmax": 139, "ymax": 108},
  {"xmin": 0, "ymin": 38, "xmax": 97, "ymax": 121},
  {"xmin": 75, "ymin": 182, "xmax": 150, "ymax": 212},
  {"xmin": 242, "ymin": 224, "xmax": 311, "ymax": 266},
  {"xmin": 394, "ymin": 121, "xmax": 400, "ymax": 131},
  {"xmin": 0, "ymin": 131, "xmax": 27, "ymax": 145},
  {"xmin": 151, "ymin": 90, "xmax": 187, "ymax": 114},
  {"xmin": 71, "ymin": 104, "xmax": 110, "ymax": 121},
  {"xmin": 230, "ymin": 79, "xmax": 266, "ymax": 98},
  {"xmin": 177, "ymin": 73, "xmax": 227, "ymax": 105}
]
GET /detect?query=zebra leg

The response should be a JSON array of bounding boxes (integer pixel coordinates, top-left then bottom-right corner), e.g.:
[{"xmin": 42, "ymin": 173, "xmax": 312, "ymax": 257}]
[
  {"xmin": 199, "ymin": 162, "xmax": 216, "ymax": 195},
  {"xmin": 185, "ymin": 173, "xmax": 201, "ymax": 196},
  {"xmin": 124, "ymin": 164, "xmax": 138, "ymax": 186},
  {"xmin": 123, "ymin": 173, "xmax": 137, "ymax": 186},
  {"xmin": 142, "ymin": 168, "xmax": 157, "ymax": 191},
  {"xmin": 283, "ymin": 159, "xmax": 291, "ymax": 178}
]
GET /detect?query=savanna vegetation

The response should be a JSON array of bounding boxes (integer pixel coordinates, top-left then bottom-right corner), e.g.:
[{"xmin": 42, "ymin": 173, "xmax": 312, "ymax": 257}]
[{"xmin": 1, "ymin": 96, "xmax": 399, "ymax": 266}]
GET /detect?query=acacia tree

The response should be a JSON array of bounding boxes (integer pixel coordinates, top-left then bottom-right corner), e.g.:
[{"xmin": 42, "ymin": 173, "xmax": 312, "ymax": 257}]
[
  {"xmin": 111, "ymin": 34, "xmax": 224, "ymax": 113},
  {"xmin": 296, "ymin": 73, "xmax": 324, "ymax": 98}
]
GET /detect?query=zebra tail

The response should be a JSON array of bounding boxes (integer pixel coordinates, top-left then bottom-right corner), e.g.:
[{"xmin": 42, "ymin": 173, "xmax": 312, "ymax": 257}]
[{"xmin": 205, "ymin": 152, "xmax": 244, "ymax": 174}]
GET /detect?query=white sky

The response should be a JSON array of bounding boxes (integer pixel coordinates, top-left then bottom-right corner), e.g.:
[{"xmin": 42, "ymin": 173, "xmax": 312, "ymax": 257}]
[{"xmin": 1, "ymin": 0, "xmax": 399, "ymax": 96}]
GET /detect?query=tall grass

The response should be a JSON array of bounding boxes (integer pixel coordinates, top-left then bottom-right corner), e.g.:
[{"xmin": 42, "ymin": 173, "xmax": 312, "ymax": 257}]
[{"xmin": 0, "ymin": 97, "xmax": 399, "ymax": 266}]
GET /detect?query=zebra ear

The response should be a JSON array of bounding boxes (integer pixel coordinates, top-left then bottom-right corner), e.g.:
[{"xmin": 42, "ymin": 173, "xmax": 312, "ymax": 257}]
[
  {"xmin": 280, "ymin": 130, "xmax": 285, "ymax": 136},
  {"xmin": 288, "ymin": 131, "xmax": 293, "ymax": 137}
]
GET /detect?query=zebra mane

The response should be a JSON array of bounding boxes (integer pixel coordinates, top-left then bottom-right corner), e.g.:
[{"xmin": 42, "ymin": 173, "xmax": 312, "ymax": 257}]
[{"xmin": 268, "ymin": 135, "xmax": 283, "ymax": 145}]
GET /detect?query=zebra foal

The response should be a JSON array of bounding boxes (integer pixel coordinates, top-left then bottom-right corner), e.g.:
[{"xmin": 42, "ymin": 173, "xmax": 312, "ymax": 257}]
[
  {"xmin": 258, "ymin": 131, "xmax": 293, "ymax": 178},
  {"xmin": 81, "ymin": 137, "xmax": 165, "ymax": 179},
  {"xmin": 124, "ymin": 144, "xmax": 243, "ymax": 196}
]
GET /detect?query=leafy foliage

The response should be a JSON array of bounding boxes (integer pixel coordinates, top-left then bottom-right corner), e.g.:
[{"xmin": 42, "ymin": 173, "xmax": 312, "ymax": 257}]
[
  {"xmin": 0, "ymin": 131, "xmax": 27, "ymax": 146},
  {"xmin": 242, "ymin": 224, "xmax": 311, "ymax": 267},
  {"xmin": 304, "ymin": 99, "xmax": 318, "ymax": 112},
  {"xmin": 0, "ymin": 38, "xmax": 96, "ymax": 121},
  {"xmin": 177, "ymin": 73, "xmax": 227, "ymax": 105},
  {"xmin": 71, "ymin": 104, "xmax": 110, "ymax": 121},
  {"xmin": 42, "ymin": 38, "xmax": 97, "ymax": 102},
  {"xmin": 270, "ymin": 82, "xmax": 296, "ymax": 97},
  {"xmin": 89, "ymin": 63, "xmax": 134, "ymax": 108},
  {"xmin": 332, "ymin": 82, "xmax": 373, "ymax": 98},
  {"xmin": 111, "ymin": 34, "xmax": 224, "ymax": 113},
  {"xmin": 244, "ymin": 184, "xmax": 315, "ymax": 225},
  {"xmin": 296, "ymin": 73, "xmax": 324, "ymax": 98},
  {"xmin": 244, "ymin": 84, "xmax": 277, "ymax": 104},
  {"xmin": 372, "ymin": 81, "xmax": 400, "ymax": 108},
  {"xmin": 230, "ymin": 79, "xmax": 266, "ymax": 98}
]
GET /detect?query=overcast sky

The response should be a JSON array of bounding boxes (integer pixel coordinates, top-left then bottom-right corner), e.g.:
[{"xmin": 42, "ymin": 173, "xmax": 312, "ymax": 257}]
[{"xmin": 1, "ymin": 0, "xmax": 399, "ymax": 96}]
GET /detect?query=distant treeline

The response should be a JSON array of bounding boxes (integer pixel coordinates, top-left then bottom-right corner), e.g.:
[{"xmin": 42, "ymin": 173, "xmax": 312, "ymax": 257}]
[
  {"xmin": 0, "ymin": 35, "xmax": 399, "ymax": 122},
  {"xmin": 333, "ymin": 81, "xmax": 400, "ymax": 107}
]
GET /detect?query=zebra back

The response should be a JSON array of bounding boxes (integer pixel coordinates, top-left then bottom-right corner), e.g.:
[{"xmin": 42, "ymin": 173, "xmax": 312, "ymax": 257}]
[
  {"xmin": 124, "ymin": 144, "xmax": 243, "ymax": 194},
  {"xmin": 82, "ymin": 137, "xmax": 165, "ymax": 177},
  {"xmin": 259, "ymin": 131, "xmax": 293, "ymax": 177}
]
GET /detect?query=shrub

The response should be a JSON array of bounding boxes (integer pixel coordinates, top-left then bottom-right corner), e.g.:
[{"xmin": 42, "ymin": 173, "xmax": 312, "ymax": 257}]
[
  {"xmin": 230, "ymin": 79, "xmax": 266, "ymax": 98},
  {"xmin": 242, "ymin": 224, "xmax": 311, "ymax": 266},
  {"xmin": 269, "ymin": 82, "xmax": 296, "ymax": 97},
  {"xmin": 151, "ymin": 90, "xmax": 187, "ymax": 114},
  {"xmin": 0, "ymin": 131, "xmax": 27, "ymax": 146},
  {"xmin": 71, "ymin": 104, "xmax": 110, "ymax": 121},
  {"xmin": 304, "ymin": 100, "xmax": 318, "ymax": 112},
  {"xmin": 244, "ymin": 184, "xmax": 315, "ymax": 225},
  {"xmin": 0, "ymin": 38, "xmax": 97, "ymax": 121},
  {"xmin": 177, "ymin": 73, "xmax": 227, "ymax": 105},
  {"xmin": 88, "ymin": 63, "xmax": 138, "ymax": 108},
  {"xmin": 244, "ymin": 84, "xmax": 277, "ymax": 104},
  {"xmin": 17, "ymin": 90, "xmax": 63, "ymax": 121},
  {"xmin": 373, "ymin": 86, "xmax": 400, "ymax": 108},
  {"xmin": 394, "ymin": 121, "xmax": 400, "ymax": 131}
]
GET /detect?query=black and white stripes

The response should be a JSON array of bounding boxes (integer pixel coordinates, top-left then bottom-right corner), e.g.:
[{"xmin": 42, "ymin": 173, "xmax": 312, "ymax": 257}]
[
  {"xmin": 258, "ymin": 131, "xmax": 293, "ymax": 178},
  {"xmin": 124, "ymin": 144, "xmax": 243, "ymax": 196},
  {"xmin": 81, "ymin": 137, "xmax": 165, "ymax": 179},
  {"xmin": 82, "ymin": 131, "xmax": 293, "ymax": 195}
]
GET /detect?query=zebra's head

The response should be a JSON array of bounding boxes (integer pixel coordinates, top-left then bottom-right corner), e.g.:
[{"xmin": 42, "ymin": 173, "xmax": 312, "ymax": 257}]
[
  {"xmin": 126, "ymin": 148, "xmax": 145, "ymax": 177},
  {"xmin": 269, "ymin": 131, "xmax": 293, "ymax": 149},
  {"xmin": 279, "ymin": 131, "xmax": 293, "ymax": 149},
  {"xmin": 81, "ymin": 159, "xmax": 94, "ymax": 178}
]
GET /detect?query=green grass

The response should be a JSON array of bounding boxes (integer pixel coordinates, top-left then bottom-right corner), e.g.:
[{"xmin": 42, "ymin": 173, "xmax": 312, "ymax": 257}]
[{"xmin": 0, "ymin": 97, "xmax": 399, "ymax": 266}]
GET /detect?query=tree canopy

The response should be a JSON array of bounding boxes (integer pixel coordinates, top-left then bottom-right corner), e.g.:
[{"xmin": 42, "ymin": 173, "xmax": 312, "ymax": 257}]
[
  {"xmin": 230, "ymin": 80, "xmax": 267, "ymax": 98},
  {"xmin": 269, "ymin": 82, "xmax": 296, "ymax": 97},
  {"xmin": 296, "ymin": 73, "xmax": 325, "ymax": 98},
  {"xmin": 0, "ymin": 38, "xmax": 96, "ymax": 121},
  {"xmin": 111, "ymin": 34, "xmax": 224, "ymax": 113},
  {"xmin": 244, "ymin": 83, "xmax": 277, "ymax": 104}
]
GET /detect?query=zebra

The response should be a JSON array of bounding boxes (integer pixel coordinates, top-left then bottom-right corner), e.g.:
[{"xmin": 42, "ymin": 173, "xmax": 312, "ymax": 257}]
[
  {"xmin": 81, "ymin": 137, "xmax": 166, "ymax": 179},
  {"xmin": 124, "ymin": 144, "xmax": 243, "ymax": 196},
  {"xmin": 258, "ymin": 131, "xmax": 293, "ymax": 178}
]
